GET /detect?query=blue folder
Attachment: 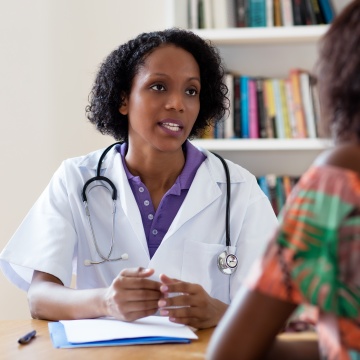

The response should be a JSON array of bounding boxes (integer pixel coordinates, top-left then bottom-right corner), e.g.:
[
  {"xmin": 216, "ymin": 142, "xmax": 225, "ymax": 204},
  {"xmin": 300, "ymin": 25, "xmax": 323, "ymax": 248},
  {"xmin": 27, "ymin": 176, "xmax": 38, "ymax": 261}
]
[{"xmin": 48, "ymin": 322, "xmax": 191, "ymax": 348}]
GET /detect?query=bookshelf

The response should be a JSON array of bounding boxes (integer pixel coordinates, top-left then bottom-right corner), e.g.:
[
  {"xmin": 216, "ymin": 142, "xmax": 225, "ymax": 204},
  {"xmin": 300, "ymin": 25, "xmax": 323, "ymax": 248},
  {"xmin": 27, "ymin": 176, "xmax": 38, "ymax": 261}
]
[{"xmin": 168, "ymin": 0, "xmax": 350, "ymax": 177}]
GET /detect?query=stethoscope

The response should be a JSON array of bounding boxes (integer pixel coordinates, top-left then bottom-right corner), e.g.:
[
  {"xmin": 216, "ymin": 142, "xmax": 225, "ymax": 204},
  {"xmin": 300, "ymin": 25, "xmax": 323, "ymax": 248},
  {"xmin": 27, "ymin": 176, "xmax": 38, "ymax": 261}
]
[{"xmin": 81, "ymin": 142, "xmax": 238, "ymax": 275}]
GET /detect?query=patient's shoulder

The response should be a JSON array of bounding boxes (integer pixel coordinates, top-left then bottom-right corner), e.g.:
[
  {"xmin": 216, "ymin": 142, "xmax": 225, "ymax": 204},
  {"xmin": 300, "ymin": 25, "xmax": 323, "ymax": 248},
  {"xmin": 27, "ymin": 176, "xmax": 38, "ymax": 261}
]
[{"xmin": 314, "ymin": 143, "xmax": 360, "ymax": 175}]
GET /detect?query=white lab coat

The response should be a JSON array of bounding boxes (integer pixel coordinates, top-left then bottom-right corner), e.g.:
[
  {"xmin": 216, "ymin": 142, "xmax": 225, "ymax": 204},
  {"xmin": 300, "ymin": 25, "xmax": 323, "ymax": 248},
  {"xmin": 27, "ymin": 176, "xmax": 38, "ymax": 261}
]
[{"xmin": 0, "ymin": 144, "xmax": 278, "ymax": 304}]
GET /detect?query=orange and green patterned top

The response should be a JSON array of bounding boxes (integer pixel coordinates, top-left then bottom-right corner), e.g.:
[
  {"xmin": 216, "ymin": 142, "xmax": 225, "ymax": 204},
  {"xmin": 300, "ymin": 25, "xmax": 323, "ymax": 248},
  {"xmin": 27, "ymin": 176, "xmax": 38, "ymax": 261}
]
[{"xmin": 247, "ymin": 165, "xmax": 360, "ymax": 360}]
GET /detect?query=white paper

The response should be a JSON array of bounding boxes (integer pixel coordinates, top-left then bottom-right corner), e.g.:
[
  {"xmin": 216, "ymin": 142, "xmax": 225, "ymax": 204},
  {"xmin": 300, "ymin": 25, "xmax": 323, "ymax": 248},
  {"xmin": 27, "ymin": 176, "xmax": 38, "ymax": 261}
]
[{"xmin": 60, "ymin": 316, "xmax": 198, "ymax": 344}]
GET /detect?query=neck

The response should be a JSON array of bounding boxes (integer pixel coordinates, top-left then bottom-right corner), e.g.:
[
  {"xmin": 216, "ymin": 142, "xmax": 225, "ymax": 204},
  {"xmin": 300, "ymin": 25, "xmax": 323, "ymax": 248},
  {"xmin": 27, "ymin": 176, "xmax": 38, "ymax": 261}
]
[{"xmin": 125, "ymin": 145, "xmax": 185, "ymax": 201}]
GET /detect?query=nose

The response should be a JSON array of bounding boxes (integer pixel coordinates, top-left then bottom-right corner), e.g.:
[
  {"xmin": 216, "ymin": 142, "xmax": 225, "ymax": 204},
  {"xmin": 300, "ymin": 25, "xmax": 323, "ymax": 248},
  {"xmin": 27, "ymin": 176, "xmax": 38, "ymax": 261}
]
[{"xmin": 165, "ymin": 91, "xmax": 185, "ymax": 112}]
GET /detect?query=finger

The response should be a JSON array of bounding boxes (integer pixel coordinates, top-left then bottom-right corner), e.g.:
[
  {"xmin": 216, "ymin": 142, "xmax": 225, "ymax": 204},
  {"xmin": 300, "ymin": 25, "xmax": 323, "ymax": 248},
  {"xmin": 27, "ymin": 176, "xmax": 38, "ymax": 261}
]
[
  {"xmin": 160, "ymin": 281, "xmax": 196, "ymax": 295},
  {"xmin": 120, "ymin": 267, "xmax": 155, "ymax": 278},
  {"xmin": 158, "ymin": 293, "xmax": 193, "ymax": 309},
  {"xmin": 117, "ymin": 277, "xmax": 161, "ymax": 291}
]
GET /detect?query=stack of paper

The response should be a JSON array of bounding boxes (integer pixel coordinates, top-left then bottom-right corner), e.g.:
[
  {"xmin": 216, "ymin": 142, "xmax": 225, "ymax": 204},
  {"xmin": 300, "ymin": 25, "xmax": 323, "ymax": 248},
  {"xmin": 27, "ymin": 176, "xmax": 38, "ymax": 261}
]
[{"xmin": 48, "ymin": 316, "xmax": 198, "ymax": 348}]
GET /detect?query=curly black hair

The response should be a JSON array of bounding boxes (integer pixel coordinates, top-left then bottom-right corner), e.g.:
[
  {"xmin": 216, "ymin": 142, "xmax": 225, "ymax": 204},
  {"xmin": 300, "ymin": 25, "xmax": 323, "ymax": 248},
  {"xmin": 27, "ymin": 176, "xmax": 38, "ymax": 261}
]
[
  {"xmin": 85, "ymin": 28, "xmax": 229, "ymax": 141},
  {"xmin": 315, "ymin": 0, "xmax": 360, "ymax": 141}
]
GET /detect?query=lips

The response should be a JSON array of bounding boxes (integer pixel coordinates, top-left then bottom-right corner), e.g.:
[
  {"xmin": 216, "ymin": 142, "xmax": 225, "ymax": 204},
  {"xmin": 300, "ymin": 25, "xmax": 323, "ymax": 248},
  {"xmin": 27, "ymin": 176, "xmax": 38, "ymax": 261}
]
[
  {"xmin": 161, "ymin": 123, "xmax": 182, "ymax": 131},
  {"xmin": 158, "ymin": 119, "xmax": 184, "ymax": 133}
]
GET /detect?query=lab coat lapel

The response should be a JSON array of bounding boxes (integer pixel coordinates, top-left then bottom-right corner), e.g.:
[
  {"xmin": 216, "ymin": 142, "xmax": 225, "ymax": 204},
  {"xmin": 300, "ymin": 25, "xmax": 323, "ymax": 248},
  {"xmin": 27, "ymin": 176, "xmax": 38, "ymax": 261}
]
[{"xmin": 164, "ymin": 161, "xmax": 222, "ymax": 240}]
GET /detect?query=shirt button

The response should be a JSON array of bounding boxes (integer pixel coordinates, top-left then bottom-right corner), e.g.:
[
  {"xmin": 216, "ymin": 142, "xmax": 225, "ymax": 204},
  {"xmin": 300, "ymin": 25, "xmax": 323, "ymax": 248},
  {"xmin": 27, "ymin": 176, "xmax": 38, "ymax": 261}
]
[
  {"xmin": 139, "ymin": 187, "xmax": 144, "ymax": 193},
  {"xmin": 152, "ymin": 229, "xmax": 158, "ymax": 235},
  {"xmin": 144, "ymin": 200, "xmax": 150, "ymax": 206},
  {"xmin": 148, "ymin": 214, "xmax": 154, "ymax": 220}
]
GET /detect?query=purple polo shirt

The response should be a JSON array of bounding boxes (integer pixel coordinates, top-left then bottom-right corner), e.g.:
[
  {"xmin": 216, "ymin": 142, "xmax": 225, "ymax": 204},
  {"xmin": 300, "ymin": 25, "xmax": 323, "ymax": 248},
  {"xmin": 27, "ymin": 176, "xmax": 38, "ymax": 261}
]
[{"xmin": 119, "ymin": 141, "xmax": 206, "ymax": 258}]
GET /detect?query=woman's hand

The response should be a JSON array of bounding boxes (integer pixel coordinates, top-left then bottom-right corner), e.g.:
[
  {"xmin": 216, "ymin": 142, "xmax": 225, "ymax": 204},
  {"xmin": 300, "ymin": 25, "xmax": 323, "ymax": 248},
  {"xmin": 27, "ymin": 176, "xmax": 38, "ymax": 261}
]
[
  {"xmin": 157, "ymin": 273, "xmax": 228, "ymax": 329},
  {"xmin": 104, "ymin": 267, "xmax": 162, "ymax": 321}
]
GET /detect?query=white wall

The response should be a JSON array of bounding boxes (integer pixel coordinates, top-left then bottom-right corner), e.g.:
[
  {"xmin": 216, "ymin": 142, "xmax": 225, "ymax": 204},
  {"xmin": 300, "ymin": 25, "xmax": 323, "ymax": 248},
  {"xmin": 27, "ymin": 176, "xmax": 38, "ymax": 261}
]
[{"xmin": 0, "ymin": 0, "xmax": 168, "ymax": 319}]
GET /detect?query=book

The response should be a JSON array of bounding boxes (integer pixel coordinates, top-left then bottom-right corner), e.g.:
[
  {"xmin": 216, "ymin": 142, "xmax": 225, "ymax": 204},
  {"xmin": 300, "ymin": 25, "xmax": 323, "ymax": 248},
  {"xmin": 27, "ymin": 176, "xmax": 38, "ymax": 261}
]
[
  {"xmin": 198, "ymin": 0, "xmax": 205, "ymax": 28},
  {"xmin": 233, "ymin": 76, "xmax": 242, "ymax": 137},
  {"xmin": 224, "ymin": 73, "xmax": 235, "ymax": 138},
  {"xmin": 203, "ymin": 0, "xmax": 214, "ymax": 28},
  {"xmin": 263, "ymin": 78, "xmax": 276, "ymax": 138},
  {"xmin": 248, "ymin": 0, "xmax": 266, "ymax": 27},
  {"xmin": 249, "ymin": 79, "xmax": 259, "ymax": 138},
  {"xmin": 273, "ymin": 0, "xmax": 283, "ymax": 26},
  {"xmin": 318, "ymin": 0, "xmax": 335, "ymax": 23},
  {"xmin": 310, "ymin": 75, "xmax": 322, "ymax": 137},
  {"xmin": 256, "ymin": 78, "xmax": 267, "ymax": 138},
  {"xmin": 284, "ymin": 78, "xmax": 298, "ymax": 138},
  {"xmin": 266, "ymin": 0, "xmax": 274, "ymax": 26},
  {"xmin": 303, "ymin": 0, "xmax": 317, "ymax": 25},
  {"xmin": 279, "ymin": 79, "xmax": 292, "ymax": 138},
  {"xmin": 240, "ymin": 75, "xmax": 250, "ymax": 138},
  {"xmin": 212, "ymin": 0, "xmax": 236, "ymax": 28},
  {"xmin": 275, "ymin": 177, "xmax": 286, "ymax": 214},
  {"xmin": 280, "ymin": 0, "xmax": 294, "ymax": 26},
  {"xmin": 189, "ymin": 0, "xmax": 200, "ymax": 29},
  {"xmin": 272, "ymin": 79, "xmax": 285, "ymax": 138},
  {"xmin": 289, "ymin": 69, "xmax": 307, "ymax": 138},
  {"xmin": 266, "ymin": 174, "xmax": 278, "ymax": 214},
  {"xmin": 300, "ymin": 71, "xmax": 317, "ymax": 138},
  {"xmin": 235, "ymin": 0, "xmax": 248, "ymax": 27},
  {"xmin": 258, "ymin": 176, "xmax": 270, "ymax": 198},
  {"xmin": 292, "ymin": 0, "xmax": 304, "ymax": 25},
  {"xmin": 310, "ymin": 0, "xmax": 325, "ymax": 24}
]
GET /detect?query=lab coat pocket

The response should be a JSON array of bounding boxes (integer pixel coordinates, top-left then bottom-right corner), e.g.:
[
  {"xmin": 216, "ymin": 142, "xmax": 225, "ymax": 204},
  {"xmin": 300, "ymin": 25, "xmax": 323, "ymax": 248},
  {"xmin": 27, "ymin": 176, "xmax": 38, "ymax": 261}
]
[{"xmin": 181, "ymin": 239, "xmax": 232, "ymax": 304}]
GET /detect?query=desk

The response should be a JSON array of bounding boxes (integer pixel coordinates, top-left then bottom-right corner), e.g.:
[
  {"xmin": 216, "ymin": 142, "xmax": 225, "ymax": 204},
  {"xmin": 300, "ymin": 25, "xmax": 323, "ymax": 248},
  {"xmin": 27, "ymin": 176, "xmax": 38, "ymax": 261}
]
[{"xmin": 0, "ymin": 319, "xmax": 213, "ymax": 360}]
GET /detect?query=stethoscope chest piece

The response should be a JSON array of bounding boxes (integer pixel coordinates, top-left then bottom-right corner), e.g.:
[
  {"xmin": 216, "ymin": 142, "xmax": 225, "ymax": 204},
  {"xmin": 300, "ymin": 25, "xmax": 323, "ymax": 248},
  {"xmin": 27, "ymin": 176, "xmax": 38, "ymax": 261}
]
[{"xmin": 217, "ymin": 249, "xmax": 238, "ymax": 275}]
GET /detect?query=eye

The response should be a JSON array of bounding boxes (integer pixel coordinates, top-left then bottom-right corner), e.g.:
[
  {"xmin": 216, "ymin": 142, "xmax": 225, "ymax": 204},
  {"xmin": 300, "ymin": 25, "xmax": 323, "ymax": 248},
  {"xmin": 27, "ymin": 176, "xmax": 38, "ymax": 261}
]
[
  {"xmin": 186, "ymin": 88, "xmax": 198, "ymax": 96},
  {"xmin": 150, "ymin": 84, "xmax": 166, "ymax": 91}
]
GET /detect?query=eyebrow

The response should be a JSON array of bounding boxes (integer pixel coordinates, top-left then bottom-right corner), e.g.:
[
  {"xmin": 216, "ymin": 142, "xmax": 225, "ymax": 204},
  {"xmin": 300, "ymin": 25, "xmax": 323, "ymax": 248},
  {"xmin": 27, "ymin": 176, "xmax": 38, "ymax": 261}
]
[{"xmin": 152, "ymin": 72, "xmax": 201, "ymax": 83}]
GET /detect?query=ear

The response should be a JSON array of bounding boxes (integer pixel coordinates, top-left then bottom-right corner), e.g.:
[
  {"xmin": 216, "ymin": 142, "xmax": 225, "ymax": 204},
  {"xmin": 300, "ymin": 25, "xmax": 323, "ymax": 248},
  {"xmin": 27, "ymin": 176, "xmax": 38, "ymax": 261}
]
[{"xmin": 119, "ymin": 95, "xmax": 128, "ymax": 115}]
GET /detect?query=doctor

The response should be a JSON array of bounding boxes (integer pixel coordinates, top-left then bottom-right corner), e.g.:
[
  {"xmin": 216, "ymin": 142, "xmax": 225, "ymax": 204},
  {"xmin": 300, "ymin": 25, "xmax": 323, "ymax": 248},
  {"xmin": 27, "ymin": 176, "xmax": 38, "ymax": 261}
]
[{"xmin": 0, "ymin": 28, "xmax": 277, "ymax": 329}]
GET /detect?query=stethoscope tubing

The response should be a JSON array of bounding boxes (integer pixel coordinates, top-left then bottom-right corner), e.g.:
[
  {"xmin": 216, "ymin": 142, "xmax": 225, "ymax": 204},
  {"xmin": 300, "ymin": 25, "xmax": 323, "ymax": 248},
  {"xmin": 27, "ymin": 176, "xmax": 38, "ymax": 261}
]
[{"xmin": 82, "ymin": 143, "xmax": 238, "ymax": 274}]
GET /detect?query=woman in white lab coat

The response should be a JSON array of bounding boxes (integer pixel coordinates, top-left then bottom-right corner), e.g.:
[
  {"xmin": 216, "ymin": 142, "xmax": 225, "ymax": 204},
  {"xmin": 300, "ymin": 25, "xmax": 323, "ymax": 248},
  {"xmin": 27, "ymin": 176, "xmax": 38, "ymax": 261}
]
[{"xmin": 0, "ymin": 29, "xmax": 277, "ymax": 329}]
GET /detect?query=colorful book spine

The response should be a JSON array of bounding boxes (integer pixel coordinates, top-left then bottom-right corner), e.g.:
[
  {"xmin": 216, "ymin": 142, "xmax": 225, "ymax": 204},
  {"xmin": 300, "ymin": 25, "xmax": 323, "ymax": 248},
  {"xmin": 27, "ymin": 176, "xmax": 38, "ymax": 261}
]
[
  {"xmin": 266, "ymin": 0, "xmax": 274, "ymax": 26},
  {"xmin": 303, "ymin": 0, "xmax": 317, "ymax": 25},
  {"xmin": 291, "ymin": 0, "xmax": 304, "ymax": 25},
  {"xmin": 284, "ymin": 78, "xmax": 298, "ymax": 138},
  {"xmin": 249, "ymin": 79, "xmax": 259, "ymax": 138},
  {"xmin": 272, "ymin": 79, "xmax": 285, "ymax": 138},
  {"xmin": 289, "ymin": 69, "xmax": 307, "ymax": 138},
  {"xmin": 240, "ymin": 76, "xmax": 250, "ymax": 138},
  {"xmin": 318, "ymin": 0, "xmax": 335, "ymax": 23},
  {"xmin": 300, "ymin": 71, "xmax": 317, "ymax": 138},
  {"xmin": 279, "ymin": 79, "xmax": 292, "ymax": 138},
  {"xmin": 280, "ymin": 0, "xmax": 294, "ymax": 26},
  {"xmin": 263, "ymin": 78, "xmax": 276, "ymax": 138},
  {"xmin": 224, "ymin": 73, "xmax": 235, "ymax": 138},
  {"xmin": 233, "ymin": 76, "xmax": 242, "ymax": 138},
  {"xmin": 235, "ymin": 0, "xmax": 248, "ymax": 27},
  {"xmin": 310, "ymin": 0, "xmax": 325, "ymax": 24},
  {"xmin": 273, "ymin": 0, "xmax": 283, "ymax": 26},
  {"xmin": 256, "ymin": 78, "xmax": 267, "ymax": 138},
  {"xmin": 249, "ymin": 0, "xmax": 266, "ymax": 27}
]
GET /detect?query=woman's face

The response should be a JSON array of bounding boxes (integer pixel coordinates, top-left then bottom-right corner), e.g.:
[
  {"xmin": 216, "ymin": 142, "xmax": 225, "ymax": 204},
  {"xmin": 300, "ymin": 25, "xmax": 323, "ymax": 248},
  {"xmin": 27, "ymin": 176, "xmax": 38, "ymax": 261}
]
[{"xmin": 120, "ymin": 44, "xmax": 201, "ymax": 154}]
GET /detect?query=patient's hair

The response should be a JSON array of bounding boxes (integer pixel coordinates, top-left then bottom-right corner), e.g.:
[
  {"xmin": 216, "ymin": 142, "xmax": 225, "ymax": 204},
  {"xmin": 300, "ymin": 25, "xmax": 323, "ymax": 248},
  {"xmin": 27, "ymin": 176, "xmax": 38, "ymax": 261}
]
[{"xmin": 316, "ymin": 0, "xmax": 360, "ymax": 140}]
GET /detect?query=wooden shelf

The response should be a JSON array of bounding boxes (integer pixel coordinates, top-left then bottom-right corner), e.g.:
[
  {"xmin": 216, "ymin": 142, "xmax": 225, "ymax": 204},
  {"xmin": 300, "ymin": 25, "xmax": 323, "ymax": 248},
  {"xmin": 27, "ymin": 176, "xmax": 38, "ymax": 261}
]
[
  {"xmin": 191, "ymin": 25, "xmax": 329, "ymax": 45},
  {"xmin": 191, "ymin": 138, "xmax": 332, "ymax": 151}
]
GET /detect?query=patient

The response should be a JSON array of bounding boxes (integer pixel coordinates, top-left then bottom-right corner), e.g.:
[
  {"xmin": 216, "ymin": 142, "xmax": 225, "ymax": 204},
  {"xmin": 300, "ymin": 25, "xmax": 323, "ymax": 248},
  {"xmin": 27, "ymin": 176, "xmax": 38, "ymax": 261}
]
[{"xmin": 206, "ymin": 1, "xmax": 360, "ymax": 359}]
